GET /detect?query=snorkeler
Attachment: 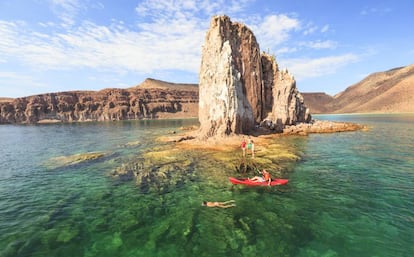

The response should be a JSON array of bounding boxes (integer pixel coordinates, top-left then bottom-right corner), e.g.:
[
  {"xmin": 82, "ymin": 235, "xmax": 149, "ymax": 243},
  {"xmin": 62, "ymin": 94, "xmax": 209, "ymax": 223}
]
[{"xmin": 201, "ymin": 200, "xmax": 236, "ymax": 208}]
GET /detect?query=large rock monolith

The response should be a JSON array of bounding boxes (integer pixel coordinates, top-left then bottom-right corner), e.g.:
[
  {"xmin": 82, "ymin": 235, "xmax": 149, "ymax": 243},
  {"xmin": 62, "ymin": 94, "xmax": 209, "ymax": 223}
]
[
  {"xmin": 198, "ymin": 15, "xmax": 263, "ymax": 138},
  {"xmin": 198, "ymin": 15, "xmax": 310, "ymax": 139}
]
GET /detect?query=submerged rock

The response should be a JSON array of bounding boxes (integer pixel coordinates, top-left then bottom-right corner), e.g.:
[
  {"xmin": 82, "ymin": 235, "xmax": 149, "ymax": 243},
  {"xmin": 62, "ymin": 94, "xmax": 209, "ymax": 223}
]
[{"xmin": 44, "ymin": 152, "xmax": 106, "ymax": 169}]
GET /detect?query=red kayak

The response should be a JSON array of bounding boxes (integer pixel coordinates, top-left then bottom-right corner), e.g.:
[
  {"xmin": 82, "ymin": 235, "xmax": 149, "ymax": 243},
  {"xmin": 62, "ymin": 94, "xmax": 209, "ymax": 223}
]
[{"xmin": 229, "ymin": 177, "xmax": 289, "ymax": 186}]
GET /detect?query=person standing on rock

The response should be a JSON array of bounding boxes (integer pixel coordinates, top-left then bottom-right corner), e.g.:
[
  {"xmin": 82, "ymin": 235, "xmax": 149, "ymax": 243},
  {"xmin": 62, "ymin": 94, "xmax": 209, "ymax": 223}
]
[
  {"xmin": 251, "ymin": 140, "xmax": 255, "ymax": 158},
  {"xmin": 241, "ymin": 137, "xmax": 247, "ymax": 157},
  {"xmin": 247, "ymin": 137, "xmax": 255, "ymax": 158}
]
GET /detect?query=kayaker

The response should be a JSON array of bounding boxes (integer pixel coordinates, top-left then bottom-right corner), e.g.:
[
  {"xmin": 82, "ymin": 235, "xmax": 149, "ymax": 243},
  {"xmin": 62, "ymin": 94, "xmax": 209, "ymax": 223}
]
[
  {"xmin": 263, "ymin": 169, "xmax": 271, "ymax": 185},
  {"xmin": 249, "ymin": 169, "xmax": 271, "ymax": 186},
  {"xmin": 202, "ymin": 200, "xmax": 236, "ymax": 208}
]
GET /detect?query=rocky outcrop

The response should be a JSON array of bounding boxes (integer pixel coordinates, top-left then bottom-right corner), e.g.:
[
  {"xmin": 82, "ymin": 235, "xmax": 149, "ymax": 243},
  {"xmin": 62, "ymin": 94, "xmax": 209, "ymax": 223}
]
[
  {"xmin": 0, "ymin": 79, "xmax": 198, "ymax": 124},
  {"xmin": 198, "ymin": 15, "xmax": 310, "ymax": 138},
  {"xmin": 261, "ymin": 54, "xmax": 311, "ymax": 131},
  {"xmin": 282, "ymin": 120, "xmax": 366, "ymax": 135},
  {"xmin": 198, "ymin": 15, "xmax": 263, "ymax": 137}
]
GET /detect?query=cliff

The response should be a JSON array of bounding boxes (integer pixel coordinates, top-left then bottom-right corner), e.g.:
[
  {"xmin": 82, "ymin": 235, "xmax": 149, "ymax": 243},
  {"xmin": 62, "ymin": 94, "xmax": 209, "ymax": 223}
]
[
  {"xmin": 198, "ymin": 15, "xmax": 310, "ymax": 138},
  {"xmin": 0, "ymin": 78, "xmax": 198, "ymax": 124}
]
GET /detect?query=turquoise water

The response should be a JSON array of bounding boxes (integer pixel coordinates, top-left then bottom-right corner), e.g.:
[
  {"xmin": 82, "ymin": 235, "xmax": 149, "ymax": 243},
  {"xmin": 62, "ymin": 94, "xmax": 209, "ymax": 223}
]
[{"xmin": 0, "ymin": 114, "xmax": 413, "ymax": 257}]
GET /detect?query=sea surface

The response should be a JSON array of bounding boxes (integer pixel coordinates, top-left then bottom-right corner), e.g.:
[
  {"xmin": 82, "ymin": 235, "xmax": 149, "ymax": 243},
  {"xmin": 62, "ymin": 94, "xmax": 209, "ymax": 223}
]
[{"xmin": 0, "ymin": 114, "xmax": 413, "ymax": 257}]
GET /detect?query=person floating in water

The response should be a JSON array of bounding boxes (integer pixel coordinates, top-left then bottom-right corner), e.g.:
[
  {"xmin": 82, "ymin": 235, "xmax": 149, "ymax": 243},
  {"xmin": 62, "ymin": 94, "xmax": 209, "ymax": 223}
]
[
  {"xmin": 202, "ymin": 200, "xmax": 236, "ymax": 208},
  {"xmin": 249, "ymin": 169, "xmax": 271, "ymax": 186}
]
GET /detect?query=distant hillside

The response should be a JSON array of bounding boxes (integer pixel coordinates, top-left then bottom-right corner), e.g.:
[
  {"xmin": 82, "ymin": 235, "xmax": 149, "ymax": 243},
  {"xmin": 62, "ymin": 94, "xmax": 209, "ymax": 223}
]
[
  {"xmin": 138, "ymin": 78, "xmax": 198, "ymax": 91},
  {"xmin": 0, "ymin": 97, "xmax": 13, "ymax": 103},
  {"xmin": 2, "ymin": 63, "xmax": 412, "ymax": 123},
  {"xmin": 0, "ymin": 78, "xmax": 199, "ymax": 124},
  {"xmin": 300, "ymin": 93, "xmax": 333, "ymax": 114},
  {"xmin": 303, "ymin": 64, "xmax": 414, "ymax": 114}
]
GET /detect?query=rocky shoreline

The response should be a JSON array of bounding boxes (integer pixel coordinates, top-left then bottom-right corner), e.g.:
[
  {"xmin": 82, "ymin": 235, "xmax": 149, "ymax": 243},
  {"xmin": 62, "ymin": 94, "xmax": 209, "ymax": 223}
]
[
  {"xmin": 281, "ymin": 119, "xmax": 367, "ymax": 135},
  {"xmin": 164, "ymin": 119, "xmax": 367, "ymax": 148}
]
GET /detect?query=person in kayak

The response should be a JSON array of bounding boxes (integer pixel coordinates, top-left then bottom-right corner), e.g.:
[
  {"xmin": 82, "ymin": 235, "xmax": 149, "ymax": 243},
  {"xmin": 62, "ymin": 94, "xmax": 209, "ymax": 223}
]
[
  {"xmin": 202, "ymin": 200, "xmax": 236, "ymax": 208},
  {"xmin": 249, "ymin": 169, "xmax": 271, "ymax": 186}
]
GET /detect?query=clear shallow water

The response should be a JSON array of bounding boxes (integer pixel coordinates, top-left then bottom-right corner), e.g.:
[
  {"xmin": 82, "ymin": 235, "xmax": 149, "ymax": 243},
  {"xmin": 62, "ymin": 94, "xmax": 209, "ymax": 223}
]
[{"xmin": 0, "ymin": 115, "xmax": 413, "ymax": 257}]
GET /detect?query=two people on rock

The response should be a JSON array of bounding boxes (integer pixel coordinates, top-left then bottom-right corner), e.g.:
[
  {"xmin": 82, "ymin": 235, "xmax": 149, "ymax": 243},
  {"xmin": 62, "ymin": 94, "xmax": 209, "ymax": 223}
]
[
  {"xmin": 203, "ymin": 137, "xmax": 266, "ymax": 209},
  {"xmin": 241, "ymin": 136, "xmax": 255, "ymax": 158}
]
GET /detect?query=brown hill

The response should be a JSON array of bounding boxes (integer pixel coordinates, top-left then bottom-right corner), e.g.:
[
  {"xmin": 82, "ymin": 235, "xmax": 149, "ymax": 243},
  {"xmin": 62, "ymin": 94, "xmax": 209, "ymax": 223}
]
[
  {"xmin": 138, "ymin": 78, "xmax": 198, "ymax": 91},
  {"xmin": 0, "ymin": 97, "xmax": 13, "ymax": 103},
  {"xmin": 303, "ymin": 64, "xmax": 414, "ymax": 113},
  {"xmin": 301, "ymin": 93, "xmax": 334, "ymax": 114}
]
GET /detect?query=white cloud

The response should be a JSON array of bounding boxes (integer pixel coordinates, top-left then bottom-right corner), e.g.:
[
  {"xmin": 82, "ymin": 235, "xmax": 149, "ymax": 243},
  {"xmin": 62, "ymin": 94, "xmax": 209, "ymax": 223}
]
[
  {"xmin": 360, "ymin": 6, "xmax": 392, "ymax": 16},
  {"xmin": 0, "ymin": 71, "xmax": 21, "ymax": 79},
  {"xmin": 49, "ymin": 0, "xmax": 85, "ymax": 26},
  {"xmin": 252, "ymin": 14, "xmax": 300, "ymax": 48},
  {"xmin": 320, "ymin": 24, "xmax": 329, "ymax": 33},
  {"xmin": 303, "ymin": 23, "xmax": 330, "ymax": 35},
  {"xmin": 299, "ymin": 40, "xmax": 338, "ymax": 50},
  {"xmin": 0, "ymin": 71, "xmax": 47, "ymax": 97},
  {"xmin": 0, "ymin": 0, "xmax": 261, "ymax": 77},
  {"xmin": 303, "ymin": 25, "xmax": 317, "ymax": 36},
  {"xmin": 38, "ymin": 21, "xmax": 56, "ymax": 28},
  {"xmin": 276, "ymin": 47, "xmax": 298, "ymax": 55},
  {"xmin": 0, "ymin": 19, "xmax": 204, "ymax": 74},
  {"xmin": 282, "ymin": 54, "xmax": 360, "ymax": 80},
  {"xmin": 0, "ymin": 0, "xmax": 360, "ymax": 93},
  {"xmin": 135, "ymin": 0, "xmax": 197, "ymax": 17},
  {"xmin": 135, "ymin": 0, "xmax": 252, "ymax": 19}
]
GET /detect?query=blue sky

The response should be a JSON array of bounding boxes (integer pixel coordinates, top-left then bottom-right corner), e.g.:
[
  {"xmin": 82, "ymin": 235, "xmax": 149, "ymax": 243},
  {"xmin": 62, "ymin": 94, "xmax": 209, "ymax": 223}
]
[{"xmin": 0, "ymin": 0, "xmax": 413, "ymax": 98}]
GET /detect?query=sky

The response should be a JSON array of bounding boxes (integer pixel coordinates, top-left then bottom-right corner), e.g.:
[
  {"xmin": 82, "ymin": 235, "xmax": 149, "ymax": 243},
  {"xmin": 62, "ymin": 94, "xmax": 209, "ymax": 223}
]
[{"xmin": 0, "ymin": 0, "xmax": 413, "ymax": 98}]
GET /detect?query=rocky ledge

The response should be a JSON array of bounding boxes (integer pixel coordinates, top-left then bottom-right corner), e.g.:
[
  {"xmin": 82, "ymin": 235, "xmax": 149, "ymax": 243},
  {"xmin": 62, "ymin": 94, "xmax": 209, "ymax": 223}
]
[
  {"xmin": 282, "ymin": 120, "xmax": 367, "ymax": 136},
  {"xmin": 168, "ymin": 119, "xmax": 367, "ymax": 145}
]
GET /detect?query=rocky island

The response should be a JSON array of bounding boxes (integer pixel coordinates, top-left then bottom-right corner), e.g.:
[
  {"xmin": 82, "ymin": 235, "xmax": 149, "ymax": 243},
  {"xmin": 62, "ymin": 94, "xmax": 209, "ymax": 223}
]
[
  {"xmin": 103, "ymin": 15, "xmax": 363, "ymax": 188},
  {"xmin": 12, "ymin": 14, "xmax": 363, "ymax": 188},
  {"xmin": 196, "ymin": 15, "xmax": 362, "ymax": 140},
  {"xmin": 0, "ymin": 15, "xmax": 364, "ymax": 138}
]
